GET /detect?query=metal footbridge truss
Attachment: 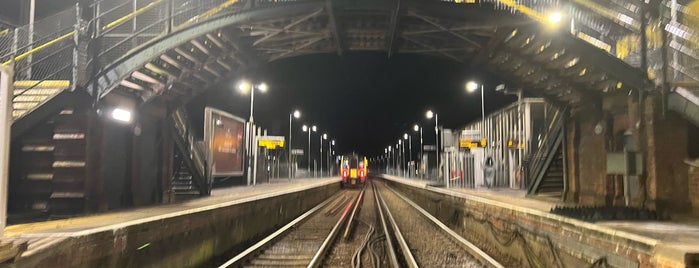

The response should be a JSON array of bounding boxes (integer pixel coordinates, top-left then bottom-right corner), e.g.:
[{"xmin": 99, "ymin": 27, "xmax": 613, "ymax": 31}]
[{"xmin": 1, "ymin": 0, "xmax": 698, "ymax": 199}]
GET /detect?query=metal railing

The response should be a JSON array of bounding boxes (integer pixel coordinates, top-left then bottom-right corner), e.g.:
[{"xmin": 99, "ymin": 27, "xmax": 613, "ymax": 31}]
[
  {"xmin": 441, "ymin": 0, "xmax": 699, "ymax": 86},
  {"xmin": 173, "ymin": 108, "xmax": 209, "ymax": 195},
  {"xmin": 525, "ymin": 104, "xmax": 565, "ymax": 194}
]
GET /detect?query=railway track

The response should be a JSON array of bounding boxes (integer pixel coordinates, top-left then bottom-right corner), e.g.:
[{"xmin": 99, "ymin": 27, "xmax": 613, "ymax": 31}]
[
  {"xmin": 219, "ymin": 189, "xmax": 365, "ymax": 267},
  {"xmin": 218, "ymin": 178, "xmax": 503, "ymax": 267},
  {"xmin": 375, "ymin": 180, "xmax": 504, "ymax": 267}
]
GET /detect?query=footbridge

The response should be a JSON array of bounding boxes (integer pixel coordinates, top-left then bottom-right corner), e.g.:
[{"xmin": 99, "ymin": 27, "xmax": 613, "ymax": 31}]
[{"xmin": 1, "ymin": 0, "xmax": 698, "ymax": 221}]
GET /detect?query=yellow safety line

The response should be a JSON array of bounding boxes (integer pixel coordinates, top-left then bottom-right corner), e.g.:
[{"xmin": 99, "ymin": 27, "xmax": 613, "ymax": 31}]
[
  {"xmin": 0, "ymin": 28, "xmax": 8, "ymax": 36},
  {"xmin": 4, "ymin": 0, "xmax": 238, "ymax": 67},
  {"xmin": 2, "ymin": 31, "xmax": 75, "ymax": 65},
  {"xmin": 496, "ymin": 0, "xmax": 547, "ymax": 23},
  {"xmin": 102, "ymin": 0, "xmax": 164, "ymax": 31},
  {"xmin": 186, "ymin": 0, "xmax": 240, "ymax": 25},
  {"xmin": 2, "ymin": 0, "xmax": 164, "ymax": 66}
]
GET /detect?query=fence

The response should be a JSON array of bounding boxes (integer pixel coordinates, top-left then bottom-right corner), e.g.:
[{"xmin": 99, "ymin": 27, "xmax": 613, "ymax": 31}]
[{"xmin": 442, "ymin": 98, "xmax": 557, "ymax": 189}]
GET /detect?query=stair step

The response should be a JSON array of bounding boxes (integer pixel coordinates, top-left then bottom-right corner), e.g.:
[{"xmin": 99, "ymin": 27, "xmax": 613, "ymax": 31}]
[
  {"xmin": 13, "ymin": 102, "xmax": 41, "ymax": 109},
  {"xmin": 13, "ymin": 88, "xmax": 60, "ymax": 96},
  {"xmin": 50, "ymin": 192, "xmax": 85, "ymax": 199},
  {"xmin": 13, "ymin": 80, "xmax": 70, "ymax": 89},
  {"xmin": 52, "ymin": 161, "xmax": 85, "ymax": 168},
  {"xmin": 21, "ymin": 145, "xmax": 54, "ymax": 152},
  {"xmin": 26, "ymin": 173, "xmax": 53, "ymax": 181},
  {"xmin": 53, "ymin": 133, "xmax": 85, "ymax": 140}
]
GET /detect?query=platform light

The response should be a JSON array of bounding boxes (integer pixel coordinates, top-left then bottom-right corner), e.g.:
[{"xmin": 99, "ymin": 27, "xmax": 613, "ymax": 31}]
[
  {"xmin": 404, "ymin": 133, "xmax": 408, "ymax": 140},
  {"xmin": 293, "ymin": 110, "xmax": 301, "ymax": 119},
  {"xmin": 466, "ymin": 81, "xmax": 479, "ymax": 93},
  {"xmin": 111, "ymin": 108, "xmax": 132, "ymax": 123},
  {"xmin": 312, "ymin": 125, "xmax": 317, "ymax": 132},
  {"xmin": 323, "ymin": 133, "xmax": 328, "ymax": 140},
  {"xmin": 302, "ymin": 125, "xmax": 308, "ymax": 132},
  {"xmin": 426, "ymin": 110, "xmax": 434, "ymax": 119},
  {"xmin": 548, "ymin": 11, "xmax": 563, "ymax": 24},
  {"xmin": 237, "ymin": 80, "xmax": 251, "ymax": 93},
  {"xmin": 413, "ymin": 124, "xmax": 419, "ymax": 131},
  {"xmin": 258, "ymin": 83, "xmax": 268, "ymax": 93}
]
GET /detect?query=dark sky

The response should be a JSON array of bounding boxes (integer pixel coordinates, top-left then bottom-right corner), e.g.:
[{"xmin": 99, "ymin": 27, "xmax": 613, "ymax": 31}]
[{"xmin": 194, "ymin": 52, "xmax": 517, "ymax": 157}]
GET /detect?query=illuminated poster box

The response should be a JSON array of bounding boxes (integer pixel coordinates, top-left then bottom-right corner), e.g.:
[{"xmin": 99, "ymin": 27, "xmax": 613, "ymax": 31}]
[{"xmin": 204, "ymin": 107, "xmax": 245, "ymax": 176}]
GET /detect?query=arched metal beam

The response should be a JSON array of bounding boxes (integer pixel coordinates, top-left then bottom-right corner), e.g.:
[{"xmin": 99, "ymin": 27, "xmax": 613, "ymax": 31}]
[{"xmin": 86, "ymin": 2, "xmax": 325, "ymax": 100}]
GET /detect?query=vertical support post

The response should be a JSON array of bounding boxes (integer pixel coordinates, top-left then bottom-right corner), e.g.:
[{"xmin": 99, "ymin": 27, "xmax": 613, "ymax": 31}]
[
  {"xmin": 72, "ymin": 3, "xmax": 81, "ymax": 91},
  {"xmin": 27, "ymin": 0, "xmax": 35, "ymax": 79},
  {"xmin": 253, "ymin": 129, "xmax": 258, "ymax": 186},
  {"xmin": 0, "ymin": 65, "xmax": 14, "ymax": 236}
]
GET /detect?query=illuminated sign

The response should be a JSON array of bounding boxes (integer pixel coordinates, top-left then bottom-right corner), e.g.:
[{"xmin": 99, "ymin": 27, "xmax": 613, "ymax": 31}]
[
  {"xmin": 258, "ymin": 136, "xmax": 285, "ymax": 149},
  {"xmin": 204, "ymin": 107, "xmax": 245, "ymax": 176}
]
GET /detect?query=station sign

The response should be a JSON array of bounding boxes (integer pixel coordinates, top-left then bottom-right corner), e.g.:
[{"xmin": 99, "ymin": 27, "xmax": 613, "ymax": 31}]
[
  {"xmin": 459, "ymin": 138, "xmax": 480, "ymax": 149},
  {"xmin": 291, "ymin": 149, "xmax": 304, "ymax": 155},
  {"xmin": 258, "ymin": 136, "xmax": 285, "ymax": 149},
  {"xmin": 423, "ymin": 145, "xmax": 436, "ymax": 151}
]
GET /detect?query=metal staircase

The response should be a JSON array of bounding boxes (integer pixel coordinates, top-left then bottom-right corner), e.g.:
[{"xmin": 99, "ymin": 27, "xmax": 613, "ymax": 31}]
[
  {"xmin": 527, "ymin": 106, "xmax": 566, "ymax": 198},
  {"xmin": 172, "ymin": 108, "xmax": 210, "ymax": 196},
  {"xmin": 12, "ymin": 80, "xmax": 70, "ymax": 120},
  {"xmin": 9, "ymin": 108, "xmax": 88, "ymax": 221}
]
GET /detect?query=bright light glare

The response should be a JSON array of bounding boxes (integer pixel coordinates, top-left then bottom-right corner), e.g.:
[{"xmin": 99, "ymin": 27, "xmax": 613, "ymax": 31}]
[
  {"xmin": 466, "ymin": 81, "xmax": 479, "ymax": 92},
  {"xmin": 426, "ymin": 110, "xmax": 434, "ymax": 119},
  {"xmin": 257, "ymin": 83, "xmax": 268, "ymax": 92},
  {"xmin": 413, "ymin": 124, "xmax": 419, "ymax": 131},
  {"xmin": 323, "ymin": 133, "xmax": 328, "ymax": 139},
  {"xmin": 293, "ymin": 110, "xmax": 301, "ymax": 118},
  {"xmin": 237, "ymin": 80, "xmax": 251, "ymax": 93},
  {"xmin": 302, "ymin": 125, "xmax": 308, "ymax": 131},
  {"xmin": 398, "ymin": 139, "xmax": 402, "ymax": 145},
  {"xmin": 548, "ymin": 11, "xmax": 562, "ymax": 24},
  {"xmin": 111, "ymin": 108, "xmax": 132, "ymax": 123},
  {"xmin": 312, "ymin": 125, "xmax": 317, "ymax": 132},
  {"xmin": 332, "ymin": 140, "xmax": 335, "ymax": 145},
  {"xmin": 404, "ymin": 133, "xmax": 408, "ymax": 140}
]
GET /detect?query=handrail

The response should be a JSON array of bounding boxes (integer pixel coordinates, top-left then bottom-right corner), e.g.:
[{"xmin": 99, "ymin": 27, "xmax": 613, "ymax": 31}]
[
  {"xmin": 526, "ymin": 105, "xmax": 566, "ymax": 193},
  {"xmin": 101, "ymin": 0, "xmax": 164, "ymax": 31},
  {"xmin": 175, "ymin": 109, "xmax": 207, "ymax": 176}
]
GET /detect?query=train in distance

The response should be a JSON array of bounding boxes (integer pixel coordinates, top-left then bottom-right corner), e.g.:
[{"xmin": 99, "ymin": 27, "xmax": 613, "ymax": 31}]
[{"xmin": 339, "ymin": 154, "xmax": 368, "ymax": 187}]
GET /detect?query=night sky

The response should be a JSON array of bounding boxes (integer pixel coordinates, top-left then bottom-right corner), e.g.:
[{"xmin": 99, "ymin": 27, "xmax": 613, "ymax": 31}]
[{"xmin": 194, "ymin": 52, "xmax": 517, "ymax": 157}]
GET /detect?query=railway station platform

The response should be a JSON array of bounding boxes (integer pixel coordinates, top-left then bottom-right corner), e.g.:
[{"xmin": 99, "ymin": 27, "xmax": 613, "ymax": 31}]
[
  {"xmin": 380, "ymin": 174, "xmax": 699, "ymax": 267},
  {"xmin": 0, "ymin": 177, "xmax": 341, "ymax": 266}
]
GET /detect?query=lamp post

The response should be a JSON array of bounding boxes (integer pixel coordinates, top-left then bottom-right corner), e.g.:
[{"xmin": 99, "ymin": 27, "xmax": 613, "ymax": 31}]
[
  {"xmin": 238, "ymin": 80, "xmax": 268, "ymax": 124},
  {"xmin": 414, "ymin": 124, "xmax": 423, "ymax": 178},
  {"xmin": 404, "ymin": 133, "xmax": 411, "ymax": 177},
  {"xmin": 398, "ymin": 139, "xmax": 403, "ymax": 176},
  {"xmin": 288, "ymin": 110, "xmax": 300, "ymax": 179},
  {"xmin": 426, "ymin": 110, "xmax": 439, "ymax": 180},
  {"xmin": 320, "ymin": 133, "xmax": 327, "ymax": 177},
  {"xmin": 238, "ymin": 80, "xmax": 268, "ymax": 186},
  {"xmin": 328, "ymin": 139, "xmax": 334, "ymax": 176},
  {"xmin": 302, "ymin": 125, "xmax": 316, "ymax": 176}
]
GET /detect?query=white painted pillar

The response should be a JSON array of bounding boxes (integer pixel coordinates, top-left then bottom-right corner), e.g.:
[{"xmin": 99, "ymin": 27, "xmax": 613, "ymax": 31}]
[{"xmin": 0, "ymin": 65, "xmax": 14, "ymax": 236}]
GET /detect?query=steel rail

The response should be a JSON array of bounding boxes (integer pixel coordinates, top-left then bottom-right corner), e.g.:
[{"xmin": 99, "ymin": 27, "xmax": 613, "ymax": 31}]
[
  {"xmin": 307, "ymin": 189, "xmax": 363, "ymax": 268},
  {"xmin": 372, "ymin": 183, "xmax": 401, "ymax": 268},
  {"xmin": 218, "ymin": 192, "xmax": 339, "ymax": 268},
  {"xmin": 343, "ymin": 188, "xmax": 364, "ymax": 239},
  {"xmin": 385, "ymin": 184, "xmax": 505, "ymax": 268},
  {"xmin": 375, "ymin": 182, "xmax": 418, "ymax": 268}
]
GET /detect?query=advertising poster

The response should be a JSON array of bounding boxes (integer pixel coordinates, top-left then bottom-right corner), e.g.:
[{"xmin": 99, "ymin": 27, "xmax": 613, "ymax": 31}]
[{"xmin": 204, "ymin": 107, "xmax": 245, "ymax": 176}]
